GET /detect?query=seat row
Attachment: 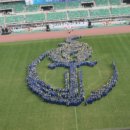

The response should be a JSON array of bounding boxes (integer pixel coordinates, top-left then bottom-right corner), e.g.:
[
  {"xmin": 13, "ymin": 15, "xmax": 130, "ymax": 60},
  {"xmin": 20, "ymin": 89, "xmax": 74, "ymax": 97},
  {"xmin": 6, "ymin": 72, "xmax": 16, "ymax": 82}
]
[{"xmin": 1, "ymin": 6, "xmax": 130, "ymax": 26}]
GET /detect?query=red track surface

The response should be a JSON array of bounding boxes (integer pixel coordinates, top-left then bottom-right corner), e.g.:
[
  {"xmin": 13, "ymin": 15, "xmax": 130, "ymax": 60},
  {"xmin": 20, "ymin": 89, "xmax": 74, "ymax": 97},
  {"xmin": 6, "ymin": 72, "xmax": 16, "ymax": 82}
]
[{"xmin": 0, "ymin": 25, "xmax": 130, "ymax": 43}]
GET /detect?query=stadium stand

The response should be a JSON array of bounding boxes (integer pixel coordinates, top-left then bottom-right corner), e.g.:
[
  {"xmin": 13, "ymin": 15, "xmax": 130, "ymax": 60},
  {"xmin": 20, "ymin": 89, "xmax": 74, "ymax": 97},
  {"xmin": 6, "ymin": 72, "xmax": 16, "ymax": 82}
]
[
  {"xmin": 25, "ymin": 5, "xmax": 39, "ymax": 12},
  {"xmin": 111, "ymin": 7, "xmax": 130, "ymax": 16},
  {"xmin": 80, "ymin": 0, "xmax": 94, "ymax": 2},
  {"xmin": 0, "ymin": 17, "xmax": 4, "ymax": 26},
  {"xmin": 25, "ymin": 13, "xmax": 45, "ymax": 23},
  {"xmin": 47, "ymin": 12, "xmax": 67, "ymax": 21},
  {"xmin": 89, "ymin": 8, "xmax": 110, "ymax": 18},
  {"xmin": 0, "ymin": 0, "xmax": 130, "ymax": 34},
  {"xmin": 0, "ymin": 1, "xmax": 25, "ymax": 12},
  {"xmin": 54, "ymin": 1, "xmax": 80, "ymax": 9},
  {"xmin": 53, "ymin": 2, "xmax": 66, "ymax": 9},
  {"xmin": 95, "ymin": 0, "xmax": 109, "ymax": 6},
  {"xmin": 13, "ymin": 2, "xmax": 25, "ymax": 12},
  {"xmin": 109, "ymin": 0, "xmax": 121, "ymax": 5},
  {"xmin": 5, "ymin": 15, "xmax": 24, "ymax": 24},
  {"xmin": 68, "ymin": 10, "xmax": 88, "ymax": 19},
  {"xmin": 67, "ymin": 1, "xmax": 80, "ymax": 8}
]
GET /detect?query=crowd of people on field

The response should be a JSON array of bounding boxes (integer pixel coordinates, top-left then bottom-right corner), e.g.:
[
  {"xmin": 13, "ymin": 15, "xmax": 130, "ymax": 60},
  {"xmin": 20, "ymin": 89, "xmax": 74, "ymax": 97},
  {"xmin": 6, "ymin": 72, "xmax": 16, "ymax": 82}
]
[
  {"xmin": 85, "ymin": 62, "xmax": 118, "ymax": 105},
  {"xmin": 26, "ymin": 36, "xmax": 87, "ymax": 106},
  {"xmin": 26, "ymin": 52, "xmax": 85, "ymax": 106},
  {"xmin": 48, "ymin": 36, "xmax": 92, "ymax": 64},
  {"xmin": 26, "ymin": 36, "xmax": 118, "ymax": 106}
]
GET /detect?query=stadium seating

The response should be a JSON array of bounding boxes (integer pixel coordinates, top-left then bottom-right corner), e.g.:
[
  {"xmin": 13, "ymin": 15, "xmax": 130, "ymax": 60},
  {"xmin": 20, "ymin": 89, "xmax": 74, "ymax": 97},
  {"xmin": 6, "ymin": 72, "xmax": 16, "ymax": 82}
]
[
  {"xmin": 0, "ymin": 17, "xmax": 4, "ymax": 26},
  {"xmin": 5, "ymin": 15, "xmax": 25, "ymax": 24},
  {"xmin": 13, "ymin": 2, "xmax": 25, "ymax": 12},
  {"xmin": 95, "ymin": 0, "xmax": 109, "ymax": 6},
  {"xmin": 0, "ymin": 0, "xmax": 129, "ymax": 26},
  {"xmin": 25, "ymin": 13, "xmax": 45, "ymax": 23},
  {"xmin": 47, "ymin": 12, "xmax": 67, "ymax": 21},
  {"xmin": 109, "ymin": 0, "xmax": 121, "ymax": 5},
  {"xmin": 26, "ymin": 5, "xmax": 39, "ymax": 12},
  {"xmin": 54, "ymin": 1, "xmax": 79, "ymax": 9},
  {"xmin": 53, "ymin": 2, "xmax": 66, "ymax": 9},
  {"xmin": 66, "ymin": 1, "xmax": 80, "ymax": 8},
  {"xmin": 90, "ymin": 8, "xmax": 110, "ymax": 17},
  {"xmin": 0, "ymin": 1, "xmax": 41, "ymax": 12},
  {"xmin": 68, "ymin": 10, "xmax": 88, "ymax": 19},
  {"xmin": 1, "ymin": 1, "xmax": 25, "ymax": 12},
  {"xmin": 80, "ymin": 0, "xmax": 94, "ymax": 2},
  {"xmin": 111, "ymin": 7, "xmax": 130, "ymax": 16}
]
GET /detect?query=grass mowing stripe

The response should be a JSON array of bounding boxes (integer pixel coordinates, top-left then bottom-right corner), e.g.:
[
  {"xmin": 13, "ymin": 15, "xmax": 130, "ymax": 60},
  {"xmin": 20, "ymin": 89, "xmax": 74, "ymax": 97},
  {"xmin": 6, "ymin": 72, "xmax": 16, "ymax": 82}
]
[
  {"xmin": 74, "ymin": 107, "xmax": 79, "ymax": 130},
  {"xmin": 44, "ymin": 70, "xmax": 50, "ymax": 82}
]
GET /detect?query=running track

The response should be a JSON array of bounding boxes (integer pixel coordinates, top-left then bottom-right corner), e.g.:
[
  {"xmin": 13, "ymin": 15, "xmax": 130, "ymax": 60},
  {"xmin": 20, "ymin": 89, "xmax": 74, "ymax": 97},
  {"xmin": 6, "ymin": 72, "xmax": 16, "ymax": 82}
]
[{"xmin": 0, "ymin": 25, "xmax": 130, "ymax": 43}]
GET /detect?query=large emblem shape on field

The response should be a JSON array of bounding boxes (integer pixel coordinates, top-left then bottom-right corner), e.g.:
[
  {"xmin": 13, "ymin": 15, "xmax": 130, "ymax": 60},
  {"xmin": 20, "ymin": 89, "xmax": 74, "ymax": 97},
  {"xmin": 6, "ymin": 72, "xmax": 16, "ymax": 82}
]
[{"xmin": 27, "ymin": 36, "xmax": 118, "ymax": 106}]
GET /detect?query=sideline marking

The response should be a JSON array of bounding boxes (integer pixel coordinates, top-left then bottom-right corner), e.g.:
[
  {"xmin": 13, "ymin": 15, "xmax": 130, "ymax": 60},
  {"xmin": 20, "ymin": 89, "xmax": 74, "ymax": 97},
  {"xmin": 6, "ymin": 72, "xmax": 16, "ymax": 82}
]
[{"xmin": 74, "ymin": 107, "xmax": 79, "ymax": 130}]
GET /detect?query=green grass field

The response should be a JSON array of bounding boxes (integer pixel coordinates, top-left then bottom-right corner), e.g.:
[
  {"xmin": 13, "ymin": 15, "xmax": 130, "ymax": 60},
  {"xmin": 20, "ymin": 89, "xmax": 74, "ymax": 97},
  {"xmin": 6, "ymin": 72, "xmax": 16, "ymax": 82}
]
[{"xmin": 0, "ymin": 33, "xmax": 130, "ymax": 130}]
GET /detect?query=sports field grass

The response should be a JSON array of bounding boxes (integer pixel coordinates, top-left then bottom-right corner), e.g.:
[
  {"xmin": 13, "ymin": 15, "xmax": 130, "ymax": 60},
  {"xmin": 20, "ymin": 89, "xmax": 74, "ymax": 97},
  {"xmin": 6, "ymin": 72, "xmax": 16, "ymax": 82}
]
[{"xmin": 0, "ymin": 33, "xmax": 130, "ymax": 130}]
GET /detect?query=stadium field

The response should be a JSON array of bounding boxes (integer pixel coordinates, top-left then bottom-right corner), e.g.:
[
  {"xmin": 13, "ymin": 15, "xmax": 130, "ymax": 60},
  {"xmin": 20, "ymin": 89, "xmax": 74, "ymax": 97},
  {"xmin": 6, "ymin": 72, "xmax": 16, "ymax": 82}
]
[{"xmin": 0, "ymin": 33, "xmax": 130, "ymax": 130}]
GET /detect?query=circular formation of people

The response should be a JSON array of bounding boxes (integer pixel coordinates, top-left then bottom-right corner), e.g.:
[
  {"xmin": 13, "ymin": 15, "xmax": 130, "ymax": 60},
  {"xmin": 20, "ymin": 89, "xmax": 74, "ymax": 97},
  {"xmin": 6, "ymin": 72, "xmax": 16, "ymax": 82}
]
[
  {"xmin": 48, "ymin": 40, "xmax": 92, "ymax": 63},
  {"xmin": 26, "ymin": 36, "xmax": 118, "ymax": 106}
]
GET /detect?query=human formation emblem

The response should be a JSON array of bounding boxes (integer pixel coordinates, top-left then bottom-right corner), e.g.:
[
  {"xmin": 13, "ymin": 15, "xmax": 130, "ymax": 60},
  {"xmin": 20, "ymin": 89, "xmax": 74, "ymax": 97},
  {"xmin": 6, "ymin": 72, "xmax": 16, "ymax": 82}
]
[{"xmin": 27, "ymin": 36, "xmax": 118, "ymax": 106}]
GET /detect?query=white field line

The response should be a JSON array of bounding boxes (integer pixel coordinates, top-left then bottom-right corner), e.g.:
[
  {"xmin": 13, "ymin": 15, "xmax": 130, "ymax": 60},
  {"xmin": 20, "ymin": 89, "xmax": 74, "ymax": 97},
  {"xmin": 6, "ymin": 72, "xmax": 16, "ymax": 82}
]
[{"xmin": 74, "ymin": 107, "xmax": 79, "ymax": 130}]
